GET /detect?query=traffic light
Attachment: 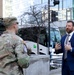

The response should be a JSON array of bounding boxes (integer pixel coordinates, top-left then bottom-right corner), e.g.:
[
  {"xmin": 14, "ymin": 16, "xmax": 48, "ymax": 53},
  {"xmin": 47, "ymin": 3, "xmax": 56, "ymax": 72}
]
[
  {"xmin": 51, "ymin": 11, "xmax": 58, "ymax": 22},
  {"xmin": 53, "ymin": 0, "xmax": 60, "ymax": 6}
]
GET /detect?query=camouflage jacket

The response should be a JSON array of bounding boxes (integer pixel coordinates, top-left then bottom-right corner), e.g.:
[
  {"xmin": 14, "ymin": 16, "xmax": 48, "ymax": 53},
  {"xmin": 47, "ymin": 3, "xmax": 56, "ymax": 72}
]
[{"xmin": 0, "ymin": 31, "xmax": 25, "ymax": 75}]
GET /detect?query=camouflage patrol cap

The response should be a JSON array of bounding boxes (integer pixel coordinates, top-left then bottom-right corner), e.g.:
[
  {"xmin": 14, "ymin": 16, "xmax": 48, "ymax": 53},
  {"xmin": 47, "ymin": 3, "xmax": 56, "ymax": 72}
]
[{"xmin": 3, "ymin": 17, "xmax": 18, "ymax": 28}]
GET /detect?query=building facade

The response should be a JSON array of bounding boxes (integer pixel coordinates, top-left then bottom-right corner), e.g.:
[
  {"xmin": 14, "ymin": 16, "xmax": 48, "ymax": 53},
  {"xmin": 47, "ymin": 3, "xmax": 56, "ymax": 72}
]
[
  {"xmin": 3, "ymin": 0, "xmax": 12, "ymax": 17},
  {"xmin": 0, "ymin": 0, "xmax": 74, "ymax": 20},
  {"xmin": 0, "ymin": 0, "xmax": 12, "ymax": 18},
  {"xmin": 0, "ymin": 0, "xmax": 3, "ymax": 17}
]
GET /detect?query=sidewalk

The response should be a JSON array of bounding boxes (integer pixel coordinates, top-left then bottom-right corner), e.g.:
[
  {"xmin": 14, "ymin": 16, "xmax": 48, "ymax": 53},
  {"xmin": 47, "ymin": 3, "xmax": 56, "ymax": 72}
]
[
  {"xmin": 50, "ymin": 68, "xmax": 61, "ymax": 75},
  {"xmin": 51, "ymin": 72, "xmax": 61, "ymax": 75}
]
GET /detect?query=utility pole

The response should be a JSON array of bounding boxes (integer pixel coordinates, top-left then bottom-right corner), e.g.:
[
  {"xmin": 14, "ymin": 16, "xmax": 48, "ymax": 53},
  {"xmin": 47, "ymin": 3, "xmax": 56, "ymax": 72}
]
[
  {"xmin": 48, "ymin": 0, "xmax": 60, "ymax": 71},
  {"xmin": 48, "ymin": 0, "xmax": 50, "ymax": 54},
  {"xmin": 48, "ymin": 2, "xmax": 50, "ymax": 74}
]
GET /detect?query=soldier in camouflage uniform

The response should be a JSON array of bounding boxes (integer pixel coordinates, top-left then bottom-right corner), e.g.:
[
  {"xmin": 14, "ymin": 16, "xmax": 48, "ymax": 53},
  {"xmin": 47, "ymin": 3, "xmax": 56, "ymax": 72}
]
[{"xmin": 0, "ymin": 17, "xmax": 28, "ymax": 75}]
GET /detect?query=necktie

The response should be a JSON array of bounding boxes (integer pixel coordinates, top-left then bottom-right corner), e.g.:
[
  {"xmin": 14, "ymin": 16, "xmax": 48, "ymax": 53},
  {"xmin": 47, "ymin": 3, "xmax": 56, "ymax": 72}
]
[{"xmin": 64, "ymin": 34, "xmax": 70, "ymax": 59}]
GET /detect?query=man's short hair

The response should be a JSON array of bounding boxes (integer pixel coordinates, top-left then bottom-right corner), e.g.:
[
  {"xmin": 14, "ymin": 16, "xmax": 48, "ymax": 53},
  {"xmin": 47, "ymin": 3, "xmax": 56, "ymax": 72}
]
[
  {"xmin": 3, "ymin": 17, "xmax": 17, "ymax": 28},
  {"xmin": 67, "ymin": 20, "xmax": 74, "ymax": 26}
]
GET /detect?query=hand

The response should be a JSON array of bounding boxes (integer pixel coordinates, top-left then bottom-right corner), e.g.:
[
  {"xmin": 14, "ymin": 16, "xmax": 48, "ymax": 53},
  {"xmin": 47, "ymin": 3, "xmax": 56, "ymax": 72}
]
[
  {"xmin": 55, "ymin": 43, "xmax": 61, "ymax": 50},
  {"xmin": 27, "ymin": 48, "xmax": 31, "ymax": 55},
  {"xmin": 65, "ymin": 44, "xmax": 72, "ymax": 51}
]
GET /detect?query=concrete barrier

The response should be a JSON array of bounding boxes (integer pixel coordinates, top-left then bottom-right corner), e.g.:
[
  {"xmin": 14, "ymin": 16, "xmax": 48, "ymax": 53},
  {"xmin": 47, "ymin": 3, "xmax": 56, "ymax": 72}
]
[{"xmin": 23, "ymin": 55, "xmax": 50, "ymax": 75}]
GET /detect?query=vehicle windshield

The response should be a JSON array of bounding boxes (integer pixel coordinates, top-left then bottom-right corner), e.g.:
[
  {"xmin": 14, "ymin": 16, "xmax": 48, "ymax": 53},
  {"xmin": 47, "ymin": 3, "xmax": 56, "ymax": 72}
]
[
  {"xmin": 17, "ymin": 27, "xmax": 47, "ymax": 46},
  {"xmin": 17, "ymin": 27, "xmax": 61, "ymax": 48}
]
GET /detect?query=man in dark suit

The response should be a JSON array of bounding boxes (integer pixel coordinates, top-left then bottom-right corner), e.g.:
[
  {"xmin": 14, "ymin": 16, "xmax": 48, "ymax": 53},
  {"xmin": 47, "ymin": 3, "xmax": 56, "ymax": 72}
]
[{"xmin": 55, "ymin": 20, "xmax": 74, "ymax": 75}]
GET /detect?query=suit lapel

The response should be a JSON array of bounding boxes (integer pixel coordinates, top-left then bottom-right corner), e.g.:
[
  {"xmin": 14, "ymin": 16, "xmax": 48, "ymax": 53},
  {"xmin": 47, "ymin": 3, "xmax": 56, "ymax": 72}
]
[{"xmin": 69, "ymin": 33, "xmax": 74, "ymax": 42}]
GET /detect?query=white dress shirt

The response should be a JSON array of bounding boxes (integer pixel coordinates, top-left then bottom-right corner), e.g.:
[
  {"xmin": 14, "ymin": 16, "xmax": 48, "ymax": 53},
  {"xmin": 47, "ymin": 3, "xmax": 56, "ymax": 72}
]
[{"xmin": 66, "ymin": 31, "xmax": 74, "ymax": 42}]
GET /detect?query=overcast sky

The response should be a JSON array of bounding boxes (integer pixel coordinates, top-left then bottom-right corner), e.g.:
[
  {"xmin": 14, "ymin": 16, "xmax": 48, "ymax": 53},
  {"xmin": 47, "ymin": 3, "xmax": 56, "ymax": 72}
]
[
  {"xmin": 12, "ymin": 0, "xmax": 73, "ymax": 17},
  {"xmin": 12, "ymin": 0, "xmax": 48, "ymax": 17}
]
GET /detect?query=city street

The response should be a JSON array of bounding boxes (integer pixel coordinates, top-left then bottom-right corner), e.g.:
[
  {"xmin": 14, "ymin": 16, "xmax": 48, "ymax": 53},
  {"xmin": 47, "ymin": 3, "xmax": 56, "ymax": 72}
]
[
  {"xmin": 0, "ymin": 0, "xmax": 73, "ymax": 75},
  {"xmin": 50, "ymin": 68, "xmax": 61, "ymax": 75}
]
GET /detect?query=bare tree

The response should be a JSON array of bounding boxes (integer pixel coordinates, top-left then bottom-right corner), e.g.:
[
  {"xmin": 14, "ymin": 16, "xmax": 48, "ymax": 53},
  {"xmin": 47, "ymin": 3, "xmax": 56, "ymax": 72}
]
[{"xmin": 19, "ymin": 5, "xmax": 48, "ymax": 54}]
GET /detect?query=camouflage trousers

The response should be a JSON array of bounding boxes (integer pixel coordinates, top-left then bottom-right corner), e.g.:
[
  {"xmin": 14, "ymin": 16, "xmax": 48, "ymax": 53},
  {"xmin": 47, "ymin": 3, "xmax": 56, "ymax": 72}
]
[{"xmin": 0, "ymin": 65, "xmax": 24, "ymax": 75}]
